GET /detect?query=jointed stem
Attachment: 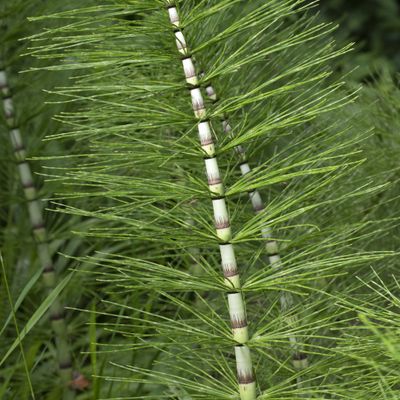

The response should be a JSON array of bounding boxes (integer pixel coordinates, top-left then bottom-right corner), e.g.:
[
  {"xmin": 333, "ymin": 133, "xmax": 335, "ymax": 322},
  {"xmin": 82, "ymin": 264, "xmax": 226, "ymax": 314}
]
[
  {"xmin": 201, "ymin": 77, "xmax": 309, "ymax": 376},
  {"xmin": 0, "ymin": 65, "xmax": 75, "ymax": 400},
  {"xmin": 165, "ymin": 3, "xmax": 256, "ymax": 399}
]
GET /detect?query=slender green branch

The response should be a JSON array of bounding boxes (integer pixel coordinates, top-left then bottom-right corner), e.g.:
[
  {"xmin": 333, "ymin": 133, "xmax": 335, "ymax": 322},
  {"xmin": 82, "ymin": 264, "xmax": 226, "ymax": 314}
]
[
  {"xmin": 166, "ymin": 3, "xmax": 256, "ymax": 399},
  {"xmin": 0, "ymin": 64, "xmax": 75, "ymax": 399}
]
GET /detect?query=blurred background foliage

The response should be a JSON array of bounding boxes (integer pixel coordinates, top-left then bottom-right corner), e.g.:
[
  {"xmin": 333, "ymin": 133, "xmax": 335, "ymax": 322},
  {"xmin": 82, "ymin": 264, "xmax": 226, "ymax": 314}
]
[{"xmin": 317, "ymin": 0, "xmax": 400, "ymax": 80}]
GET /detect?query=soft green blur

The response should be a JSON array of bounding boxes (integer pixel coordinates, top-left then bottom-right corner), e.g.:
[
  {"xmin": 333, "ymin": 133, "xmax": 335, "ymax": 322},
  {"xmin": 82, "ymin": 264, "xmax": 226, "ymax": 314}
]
[{"xmin": 319, "ymin": 0, "xmax": 400, "ymax": 79}]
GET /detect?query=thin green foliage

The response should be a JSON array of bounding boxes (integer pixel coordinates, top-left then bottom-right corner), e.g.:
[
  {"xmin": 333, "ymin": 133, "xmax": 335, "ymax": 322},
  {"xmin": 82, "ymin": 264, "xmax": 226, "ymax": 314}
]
[
  {"xmin": 1, "ymin": 1, "xmax": 399, "ymax": 399},
  {"xmin": 0, "ymin": 252, "xmax": 36, "ymax": 399}
]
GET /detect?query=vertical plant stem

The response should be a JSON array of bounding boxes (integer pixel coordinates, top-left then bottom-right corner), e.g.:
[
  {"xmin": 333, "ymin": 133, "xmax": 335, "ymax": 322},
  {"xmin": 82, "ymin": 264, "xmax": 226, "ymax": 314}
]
[
  {"xmin": 165, "ymin": 3, "xmax": 256, "ymax": 399},
  {"xmin": 0, "ymin": 64, "xmax": 75, "ymax": 399},
  {"xmin": 201, "ymin": 77, "xmax": 309, "ymax": 377}
]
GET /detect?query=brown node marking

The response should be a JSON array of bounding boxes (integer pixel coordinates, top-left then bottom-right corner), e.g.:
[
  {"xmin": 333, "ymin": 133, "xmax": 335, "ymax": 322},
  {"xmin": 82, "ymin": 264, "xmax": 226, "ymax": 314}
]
[
  {"xmin": 22, "ymin": 182, "xmax": 35, "ymax": 189},
  {"xmin": 237, "ymin": 372, "xmax": 255, "ymax": 385},
  {"xmin": 192, "ymin": 99, "xmax": 205, "ymax": 111},
  {"xmin": 185, "ymin": 71, "xmax": 196, "ymax": 80},
  {"xmin": 207, "ymin": 174, "xmax": 221, "ymax": 185},
  {"xmin": 215, "ymin": 218, "xmax": 230, "ymax": 229},
  {"xmin": 231, "ymin": 317, "xmax": 248, "ymax": 329},
  {"xmin": 200, "ymin": 136, "xmax": 213, "ymax": 146},
  {"xmin": 223, "ymin": 265, "xmax": 239, "ymax": 278}
]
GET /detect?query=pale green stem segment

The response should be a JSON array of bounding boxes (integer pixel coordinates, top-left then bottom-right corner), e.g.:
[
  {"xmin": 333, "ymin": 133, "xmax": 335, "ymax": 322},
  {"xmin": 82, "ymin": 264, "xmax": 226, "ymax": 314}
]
[
  {"xmin": 202, "ymin": 78, "xmax": 309, "ymax": 375},
  {"xmin": 165, "ymin": 2, "xmax": 256, "ymax": 398},
  {"xmin": 0, "ymin": 67, "xmax": 75, "ymax": 399}
]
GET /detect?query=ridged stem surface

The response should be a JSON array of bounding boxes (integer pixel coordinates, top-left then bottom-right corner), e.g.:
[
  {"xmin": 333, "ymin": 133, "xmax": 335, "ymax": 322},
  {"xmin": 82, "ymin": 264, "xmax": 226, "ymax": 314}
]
[
  {"xmin": 0, "ymin": 66, "xmax": 75, "ymax": 400},
  {"xmin": 166, "ymin": 3, "xmax": 257, "ymax": 399},
  {"xmin": 202, "ymin": 77, "xmax": 309, "ymax": 375}
]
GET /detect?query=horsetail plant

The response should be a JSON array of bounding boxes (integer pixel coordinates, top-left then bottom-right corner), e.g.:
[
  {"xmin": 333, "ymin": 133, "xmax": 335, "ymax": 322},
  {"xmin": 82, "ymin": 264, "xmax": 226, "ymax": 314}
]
[
  {"xmin": 0, "ymin": 63, "xmax": 75, "ymax": 399},
  {"xmin": 166, "ymin": 2, "xmax": 256, "ymax": 398},
  {"xmin": 201, "ymin": 77, "xmax": 309, "ymax": 377},
  {"xmin": 18, "ymin": 1, "xmax": 400, "ymax": 398}
]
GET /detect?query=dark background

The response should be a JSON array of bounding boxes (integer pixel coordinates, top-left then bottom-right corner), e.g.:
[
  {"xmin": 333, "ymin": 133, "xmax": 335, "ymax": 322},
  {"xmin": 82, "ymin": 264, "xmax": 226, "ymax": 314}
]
[{"xmin": 318, "ymin": 0, "xmax": 400, "ymax": 80}]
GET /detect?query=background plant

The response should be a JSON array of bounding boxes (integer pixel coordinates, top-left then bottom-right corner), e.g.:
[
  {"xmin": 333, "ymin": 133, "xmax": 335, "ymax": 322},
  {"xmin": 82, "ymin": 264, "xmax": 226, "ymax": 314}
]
[{"xmin": 317, "ymin": 0, "xmax": 400, "ymax": 80}]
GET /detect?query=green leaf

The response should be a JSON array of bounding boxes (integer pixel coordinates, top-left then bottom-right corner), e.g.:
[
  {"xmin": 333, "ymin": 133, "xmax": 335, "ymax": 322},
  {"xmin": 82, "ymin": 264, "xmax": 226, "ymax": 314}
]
[{"xmin": 0, "ymin": 272, "xmax": 73, "ymax": 367}]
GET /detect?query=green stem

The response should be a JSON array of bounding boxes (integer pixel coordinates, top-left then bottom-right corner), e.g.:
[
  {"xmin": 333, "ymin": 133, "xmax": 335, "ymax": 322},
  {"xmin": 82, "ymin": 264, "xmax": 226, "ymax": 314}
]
[
  {"xmin": 165, "ymin": 3, "xmax": 256, "ymax": 399},
  {"xmin": 0, "ymin": 65, "xmax": 75, "ymax": 399}
]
